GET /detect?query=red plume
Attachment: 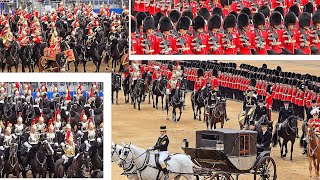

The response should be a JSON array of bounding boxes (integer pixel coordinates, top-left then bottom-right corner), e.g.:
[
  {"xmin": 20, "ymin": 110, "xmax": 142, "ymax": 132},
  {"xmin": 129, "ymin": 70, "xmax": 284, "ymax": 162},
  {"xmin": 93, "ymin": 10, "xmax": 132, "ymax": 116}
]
[
  {"xmin": 18, "ymin": 112, "xmax": 22, "ymax": 116},
  {"xmin": 48, "ymin": 119, "xmax": 53, "ymax": 127},
  {"xmin": 80, "ymin": 110, "xmax": 85, "ymax": 121},
  {"xmin": 67, "ymin": 117, "xmax": 70, "ymax": 124},
  {"xmin": 66, "ymin": 130, "xmax": 71, "ymax": 141},
  {"xmin": 6, "ymin": 121, "xmax": 9, "ymax": 126},
  {"xmin": 88, "ymin": 118, "xmax": 91, "ymax": 125},
  {"xmin": 15, "ymin": 82, "xmax": 20, "ymax": 91}
]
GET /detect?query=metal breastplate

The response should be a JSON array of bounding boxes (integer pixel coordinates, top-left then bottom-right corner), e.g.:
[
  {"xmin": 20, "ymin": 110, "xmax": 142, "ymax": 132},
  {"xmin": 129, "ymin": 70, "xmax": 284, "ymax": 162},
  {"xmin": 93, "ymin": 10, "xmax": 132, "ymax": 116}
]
[
  {"xmin": 54, "ymin": 122, "xmax": 61, "ymax": 131},
  {"xmin": 46, "ymin": 133, "xmax": 55, "ymax": 143},
  {"xmin": 88, "ymin": 130, "xmax": 95, "ymax": 141},
  {"xmin": 35, "ymin": 97, "xmax": 41, "ymax": 104},
  {"xmin": 133, "ymin": 71, "xmax": 140, "ymax": 79},
  {"xmin": 15, "ymin": 124, "xmax": 24, "ymax": 135},
  {"xmin": 81, "ymin": 122, "xmax": 88, "ymax": 132},
  {"xmin": 29, "ymin": 133, "xmax": 38, "ymax": 144},
  {"xmin": 64, "ymin": 145, "xmax": 75, "ymax": 157},
  {"xmin": 37, "ymin": 124, "xmax": 46, "ymax": 133},
  {"xmin": 4, "ymin": 135, "xmax": 12, "ymax": 148},
  {"xmin": 170, "ymin": 80, "xmax": 177, "ymax": 88}
]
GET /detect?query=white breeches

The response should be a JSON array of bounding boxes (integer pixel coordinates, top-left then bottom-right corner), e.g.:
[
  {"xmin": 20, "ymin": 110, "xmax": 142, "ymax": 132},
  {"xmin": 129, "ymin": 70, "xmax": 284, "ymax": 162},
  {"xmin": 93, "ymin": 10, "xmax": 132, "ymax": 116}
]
[{"xmin": 158, "ymin": 151, "xmax": 168, "ymax": 164}]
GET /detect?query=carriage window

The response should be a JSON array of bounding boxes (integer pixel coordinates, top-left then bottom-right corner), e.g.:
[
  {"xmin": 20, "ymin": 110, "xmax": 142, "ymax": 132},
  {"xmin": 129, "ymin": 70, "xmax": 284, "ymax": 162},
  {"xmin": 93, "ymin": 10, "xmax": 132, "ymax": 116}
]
[
  {"xmin": 201, "ymin": 133, "xmax": 219, "ymax": 141},
  {"xmin": 239, "ymin": 134, "xmax": 250, "ymax": 156}
]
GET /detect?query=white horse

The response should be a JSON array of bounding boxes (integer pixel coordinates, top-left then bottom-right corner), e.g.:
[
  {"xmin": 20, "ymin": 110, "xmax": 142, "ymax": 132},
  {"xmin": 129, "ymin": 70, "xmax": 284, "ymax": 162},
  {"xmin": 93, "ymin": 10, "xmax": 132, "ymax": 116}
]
[
  {"xmin": 118, "ymin": 143, "xmax": 194, "ymax": 180},
  {"xmin": 111, "ymin": 142, "xmax": 139, "ymax": 180}
]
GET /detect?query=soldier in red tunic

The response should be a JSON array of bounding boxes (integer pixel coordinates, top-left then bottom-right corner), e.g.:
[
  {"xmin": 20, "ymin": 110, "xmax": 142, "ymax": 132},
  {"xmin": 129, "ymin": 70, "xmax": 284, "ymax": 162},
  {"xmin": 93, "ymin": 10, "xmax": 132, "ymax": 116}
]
[
  {"xmin": 282, "ymin": 12, "xmax": 300, "ymax": 54},
  {"xmin": 236, "ymin": 13, "xmax": 253, "ymax": 54},
  {"xmin": 311, "ymin": 10, "xmax": 320, "ymax": 54},
  {"xmin": 207, "ymin": 15, "xmax": 223, "ymax": 54},
  {"xmin": 265, "ymin": 84, "xmax": 273, "ymax": 122},
  {"xmin": 140, "ymin": 16, "xmax": 159, "ymax": 54},
  {"xmin": 175, "ymin": 16, "xmax": 192, "ymax": 55},
  {"xmin": 267, "ymin": 12, "xmax": 284, "ymax": 54},
  {"xmin": 222, "ymin": 14, "xmax": 237, "ymax": 55},
  {"xmin": 194, "ymin": 68, "xmax": 207, "ymax": 107},
  {"xmin": 191, "ymin": 15, "xmax": 209, "ymax": 54},
  {"xmin": 297, "ymin": 12, "xmax": 313, "ymax": 55},
  {"xmin": 157, "ymin": 16, "xmax": 177, "ymax": 54},
  {"xmin": 309, "ymin": 108, "xmax": 320, "ymax": 132},
  {"xmin": 252, "ymin": 12, "xmax": 268, "ymax": 54},
  {"xmin": 131, "ymin": 18, "xmax": 142, "ymax": 55}
]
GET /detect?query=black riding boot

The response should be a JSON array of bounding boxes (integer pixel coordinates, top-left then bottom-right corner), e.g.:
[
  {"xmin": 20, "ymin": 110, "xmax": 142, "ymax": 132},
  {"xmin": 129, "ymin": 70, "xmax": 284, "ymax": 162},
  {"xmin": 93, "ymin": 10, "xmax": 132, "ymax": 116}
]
[{"xmin": 163, "ymin": 167, "xmax": 169, "ymax": 180}]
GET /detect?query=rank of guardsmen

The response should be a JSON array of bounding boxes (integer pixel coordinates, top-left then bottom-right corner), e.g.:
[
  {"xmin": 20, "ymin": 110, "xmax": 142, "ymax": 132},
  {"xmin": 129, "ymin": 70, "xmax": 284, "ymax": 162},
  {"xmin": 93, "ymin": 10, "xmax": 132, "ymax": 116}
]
[
  {"xmin": 0, "ymin": 82, "xmax": 103, "ymax": 178},
  {"xmin": 131, "ymin": 0, "xmax": 320, "ymax": 55},
  {"xmin": 0, "ymin": 3, "xmax": 128, "ymax": 72}
]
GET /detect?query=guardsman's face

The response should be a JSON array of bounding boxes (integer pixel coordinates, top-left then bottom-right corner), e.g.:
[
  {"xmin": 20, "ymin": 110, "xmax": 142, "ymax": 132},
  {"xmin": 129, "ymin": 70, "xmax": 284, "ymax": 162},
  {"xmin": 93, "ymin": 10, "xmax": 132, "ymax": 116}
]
[
  {"xmin": 284, "ymin": 103, "xmax": 289, "ymax": 107},
  {"xmin": 227, "ymin": 27, "xmax": 233, "ymax": 33},
  {"xmin": 160, "ymin": 130, "xmax": 166, "ymax": 136},
  {"xmin": 314, "ymin": 115, "xmax": 319, "ymax": 119},
  {"xmin": 288, "ymin": 24, "xmax": 294, "ymax": 30},
  {"xmin": 316, "ymin": 23, "xmax": 320, "ymax": 30},
  {"xmin": 179, "ymin": 29, "xmax": 187, "ymax": 35},
  {"xmin": 197, "ymin": 28, "xmax": 204, "ymax": 33},
  {"xmin": 163, "ymin": 31, "xmax": 170, "ymax": 35},
  {"xmin": 258, "ymin": 25, "xmax": 264, "ymax": 30},
  {"xmin": 147, "ymin": 29, "xmax": 154, "ymax": 35}
]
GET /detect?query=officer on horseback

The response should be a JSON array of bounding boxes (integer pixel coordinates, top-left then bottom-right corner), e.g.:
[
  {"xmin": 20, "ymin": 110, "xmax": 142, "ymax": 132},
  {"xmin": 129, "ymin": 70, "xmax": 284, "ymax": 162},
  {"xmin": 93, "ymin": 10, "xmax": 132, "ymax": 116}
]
[
  {"xmin": 152, "ymin": 66, "xmax": 162, "ymax": 92},
  {"xmin": 276, "ymin": 101, "xmax": 294, "ymax": 135},
  {"xmin": 149, "ymin": 125, "xmax": 170, "ymax": 179},
  {"xmin": 1, "ymin": 126, "xmax": 16, "ymax": 160},
  {"xmin": 309, "ymin": 108, "xmax": 320, "ymax": 132},
  {"xmin": 37, "ymin": 116, "xmax": 47, "ymax": 133},
  {"xmin": 194, "ymin": 68, "xmax": 207, "ymax": 104},
  {"xmin": 241, "ymin": 79, "xmax": 257, "ymax": 126},
  {"xmin": 13, "ymin": 115, "xmax": 25, "ymax": 145},
  {"xmin": 166, "ymin": 73, "xmax": 180, "ymax": 105},
  {"xmin": 62, "ymin": 130, "xmax": 76, "ymax": 177},
  {"xmin": 257, "ymin": 122, "xmax": 272, "ymax": 154},
  {"xmin": 46, "ymin": 120, "xmax": 56, "ymax": 146},
  {"xmin": 23, "ymin": 124, "xmax": 39, "ymax": 168},
  {"xmin": 253, "ymin": 100, "xmax": 269, "ymax": 123}
]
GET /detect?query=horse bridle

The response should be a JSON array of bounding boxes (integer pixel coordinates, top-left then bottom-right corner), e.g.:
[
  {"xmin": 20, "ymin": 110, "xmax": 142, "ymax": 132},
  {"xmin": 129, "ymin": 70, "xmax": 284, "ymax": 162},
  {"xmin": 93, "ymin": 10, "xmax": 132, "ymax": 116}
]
[
  {"xmin": 283, "ymin": 117, "xmax": 297, "ymax": 135},
  {"xmin": 307, "ymin": 127, "xmax": 319, "ymax": 156},
  {"xmin": 9, "ymin": 143, "xmax": 18, "ymax": 168}
]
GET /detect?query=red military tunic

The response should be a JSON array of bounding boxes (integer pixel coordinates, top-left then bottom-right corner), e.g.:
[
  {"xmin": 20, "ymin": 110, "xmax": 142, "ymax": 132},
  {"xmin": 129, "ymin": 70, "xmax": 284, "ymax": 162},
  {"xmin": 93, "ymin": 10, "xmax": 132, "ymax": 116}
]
[
  {"xmin": 267, "ymin": 28, "xmax": 284, "ymax": 54},
  {"xmin": 222, "ymin": 31, "xmax": 237, "ymax": 55},
  {"xmin": 194, "ymin": 77, "xmax": 207, "ymax": 92},
  {"xmin": 208, "ymin": 31, "xmax": 224, "ymax": 54},
  {"xmin": 252, "ymin": 29, "xmax": 268, "ymax": 54},
  {"xmin": 157, "ymin": 34, "xmax": 177, "ymax": 54},
  {"xmin": 192, "ymin": 32, "xmax": 209, "ymax": 54},
  {"xmin": 235, "ymin": 30, "xmax": 253, "ymax": 54},
  {"xmin": 282, "ymin": 28, "xmax": 298, "ymax": 54},
  {"xmin": 131, "ymin": 33, "xmax": 142, "ymax": 55},
  {"xmin": 152, "ymin": 70, "xmax": 162, "ymax": 81},
  {"xmin": 140, "ymin": 34, "xmax": 159, "ymax": 54},
  {"xmin": 297, "ymin": 28, "xmax": 312, "ymax": 55},
  {"xmin": 18, "ymin": 36, "xmax": 30, "ymax": 48},
  {"xmin": 309, "ymin": 118, "xmax": 320, "ymax": 131},
  {"xmin": 175, "ymin": 33, "xmax": 193, "ymax": 55}
]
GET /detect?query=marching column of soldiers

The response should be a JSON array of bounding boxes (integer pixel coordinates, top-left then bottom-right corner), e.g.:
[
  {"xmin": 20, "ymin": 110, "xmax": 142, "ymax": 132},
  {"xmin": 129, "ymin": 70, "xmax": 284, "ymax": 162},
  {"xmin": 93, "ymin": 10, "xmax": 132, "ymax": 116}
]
[
  {"xmin": 131, "ymin": 0, "xmax": 320, "ymax": 55},
  {"xmin": 0, "ymin": 82, "xmax": 103, "ymax": 177}
]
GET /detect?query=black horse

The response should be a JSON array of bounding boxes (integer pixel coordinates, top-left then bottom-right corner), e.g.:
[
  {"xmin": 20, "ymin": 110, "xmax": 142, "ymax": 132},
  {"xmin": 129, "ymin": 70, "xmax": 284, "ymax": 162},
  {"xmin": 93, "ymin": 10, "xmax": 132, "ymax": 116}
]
[
  {"xmin": 112, "ymin": 73, "xmax": 121, "ymax": 104},
  {"xmin": 3, "ymin": 40, "xmax": 20, "ymax": 72},
  {"xmin": 131, "ymin": 78, "xmax": 145, "ymax": 110},
  {"xmin": 166, "ymin": 88, "xmax": 183, "ymax": 122},
  {"xmin": 30, "ymin": 140, "xmax": 54, "ymax": 177},
  {"xmin": 20, "ymin": 43, "xmax": 34, "ymax": 72},
  {"xmin": 3, "ymin": 143, "xmax": 19, "ymax": 178},
  {"xmin": 3, "ymin": 102, "xmax": 17, "ymax": 125},
  {"xmin": 191, "ymin": 88, "xmax": 208, "ymax": 121},
  {"xmin": 122, "ymin": 73, "xmax": 131, "ymax": 103},
  {"xmin": 152, "ymin": 77, "xmax": 167, "ymax": 110},
  {"xmin": 272, "ymin": 115, "xmax": 298, "ymax": 161}
]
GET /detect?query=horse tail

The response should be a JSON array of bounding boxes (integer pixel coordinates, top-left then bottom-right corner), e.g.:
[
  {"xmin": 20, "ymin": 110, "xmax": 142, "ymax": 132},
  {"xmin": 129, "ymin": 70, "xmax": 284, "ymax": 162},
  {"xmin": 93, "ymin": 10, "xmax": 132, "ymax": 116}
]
[
  {"xmin": 300, "ymin": 122, "xmax": 306, "ymax": 148},
  {"xmin": 272, "ymin": 131, "xmax": 278, "ymax": 147}
]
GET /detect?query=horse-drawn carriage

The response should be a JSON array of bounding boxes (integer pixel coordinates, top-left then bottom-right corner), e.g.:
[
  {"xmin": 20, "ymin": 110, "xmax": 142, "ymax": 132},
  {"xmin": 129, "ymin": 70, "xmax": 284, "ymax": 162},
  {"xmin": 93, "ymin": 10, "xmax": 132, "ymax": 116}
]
[
  {"xmin": 181, "ymin": 129, "xmax": 277, "ymax": 179},
  {"xmin": 39, "ymin": 47, "xmax": 75, "ymax": 72}
]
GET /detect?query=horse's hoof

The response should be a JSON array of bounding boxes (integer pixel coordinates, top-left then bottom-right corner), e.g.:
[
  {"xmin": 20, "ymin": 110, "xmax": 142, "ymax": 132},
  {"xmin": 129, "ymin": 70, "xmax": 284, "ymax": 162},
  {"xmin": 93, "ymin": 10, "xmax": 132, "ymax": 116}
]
[
  {"xmin": 166, "ymin": 117, "xmax": 169, "ymax": 120},
  {"xmin": 282, "ymin": 154, "xmax": 286, "ymax": 158}
]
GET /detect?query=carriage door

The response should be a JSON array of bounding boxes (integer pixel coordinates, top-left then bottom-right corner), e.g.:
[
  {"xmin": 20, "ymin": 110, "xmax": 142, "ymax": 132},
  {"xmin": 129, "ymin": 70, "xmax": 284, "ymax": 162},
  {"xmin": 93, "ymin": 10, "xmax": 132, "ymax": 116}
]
[{"xmin": 239, "ymin": 134, "xmax": 250, "ymax": 156}]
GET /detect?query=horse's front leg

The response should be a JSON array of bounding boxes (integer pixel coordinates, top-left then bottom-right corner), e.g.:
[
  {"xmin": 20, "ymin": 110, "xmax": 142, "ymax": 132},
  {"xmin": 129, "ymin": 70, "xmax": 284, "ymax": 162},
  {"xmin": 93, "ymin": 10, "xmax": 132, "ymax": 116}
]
[
  {"xmin": 161, "ymin": 95, "xmax": 164, "ymax": 110},
  {"xmin": 166, "ymin": 101, "xmax": 169, "ymax": 120},
  {"xmin": 172, "ymin": 107, "xmax": 176, "ymax": 122},
  {"xmin": 83, "ymin": 61, "xmax": 87, "ymax": 72},
  {"xmin": 156, "ymin": 96, "xmax": 159, "ymax": 109},
  {"xmin": 199, "ymin": 107, "xmax": 202, "ymax": 121},
  {"xmin": 111, "ymin": 91, "xmax": 114, "ymax": 104},
  {"xmin": 290, "ymin": 140, "xmax": 295, "ymax": 161},
  {"xmin": 116, "ymin": 91, "xmax": 119, "ymax": 105},
  {"xmin": 177, "ymin": 107, "xmax": 182, "ymax": 122},
  {"xmin": 152, "ymin": 94, "xmax": 155, "ymax": 108}
]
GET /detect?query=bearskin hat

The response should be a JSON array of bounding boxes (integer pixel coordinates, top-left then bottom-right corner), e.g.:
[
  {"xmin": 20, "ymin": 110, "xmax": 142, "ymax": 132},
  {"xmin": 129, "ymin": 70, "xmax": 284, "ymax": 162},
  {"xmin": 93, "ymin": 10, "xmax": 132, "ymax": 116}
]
[
  {"xmin": 230, "ymin": 11, "xmax": 238, "ymax": 19},
  {"xmin": 131, "ymin": 18, "xmax": 137, "ymax": 33},
  {"xmin": 143, "ymin": 16, "xmax": 155, "ymax": 32},
  {"xmin": 223, "ymin": 14, "xmax": 236, "ymax": 29},
  {"xmin": 274, "ymin": 6, "xmax": 284, "ymax": 17},
  {"xmin": 159, "ymin": 16, "xmax": 173, "ymax": 32},
  {"xmin": 153, "ymin": 12, "xmax": 164, "ymax": 29},
  {"xmin": 212, "ymin": 7, "xmax": 223, "ymax": 18},
  {"xmin": 198, "ymin": 8, "xmax": 210, "ymax": 20},
  {"xmin": 241, "ymin": 7, "xmax": 252, "ymax": 19},
  {"xmin": 168, "ymin": 10, "xmax": 180, "ymax": 23},
  {"xmin": 135, "ymin": 12, "xmax": 147, "ymax": 27},
  {"xmin": 289, "ymin": 5, "xmax": 300, "ymax": 17},
  {"xmin": 237, "ymin": 13, "xmax": 249, "ymax": 29},
  {"xmin": 182, "ymin": 10, "xmax": 194, "ymax": 20},
  {"xmin": 168, "ymin": 64, "xmax": 173, "ymax": 71},
  {"xmin": 253, "ymin": 12, "xmax": 265, "ymax": 28},
  {"xmin": 270, "ymin": 11, "xmax": 283, "ymax": 26},
  {"xmin": 266, "ymin": 84, "xmax": 273, "ymax": 94},
  {"xmin": 176, "ymin": 16, "xmax": 191, "ymax": 30},
  {"xmin": 313, "ymin": 10, "xmax": 320, "ymax": 25},
  {"xmin": 193, "ymin": 15, "xmax": 205, "ymax": 30},
  {"xmin": 304, "ymin": 2, "xmax": 314, "ymax": 15},
  {"xmin": 250, "ymin": 79, "xmax": 257, "ymax": 87},
  {"xmin": 220, "ymin": 0, "xmax": 232, "ymax": 6},
  {"xmin": 208, "ymin": 15, "xmax": 221, "ymax": 30},
  {"xmin": 262, "ymin": 63, "xmax": 267, "ymax": 69},
  {"xmin": 299, "ymin": 12, "xmax": 311, "ymax": 27},
  {"xmin": 258, "ymin": 5, "xmax": 270, "ymax": 18},
  {"xmin": 284, "ymin": 12, "xmax": 297, "ymax": 27},
  {"xmin": 197, "ymin": 68, "xmax": 204, "ymax": 77}
]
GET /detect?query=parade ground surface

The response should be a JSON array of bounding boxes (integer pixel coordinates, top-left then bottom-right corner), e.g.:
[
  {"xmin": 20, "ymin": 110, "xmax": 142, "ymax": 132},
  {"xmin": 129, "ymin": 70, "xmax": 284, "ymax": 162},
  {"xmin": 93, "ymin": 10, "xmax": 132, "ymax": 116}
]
[{"xmin": 112, "ymin": 61, "xmax": 320, "ymax": 180}]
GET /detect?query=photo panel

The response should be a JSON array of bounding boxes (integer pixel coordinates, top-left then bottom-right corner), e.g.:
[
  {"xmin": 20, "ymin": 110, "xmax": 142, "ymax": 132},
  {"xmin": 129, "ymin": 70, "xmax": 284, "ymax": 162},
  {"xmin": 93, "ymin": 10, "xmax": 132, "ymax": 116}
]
[
  {"xmin": 0, "ymin": 73, "xmax": 110, "ymax": 178},
  {"xmin": 0, "ymin": 1, "xmax": 129, "ymax": 73},
  {"xmin": 131, "ymin": 0, "xmax": 320, "ymax": 59},
  {"xmin": 112, "ymin": 60, "xmax": 320, "ymax": 179}
]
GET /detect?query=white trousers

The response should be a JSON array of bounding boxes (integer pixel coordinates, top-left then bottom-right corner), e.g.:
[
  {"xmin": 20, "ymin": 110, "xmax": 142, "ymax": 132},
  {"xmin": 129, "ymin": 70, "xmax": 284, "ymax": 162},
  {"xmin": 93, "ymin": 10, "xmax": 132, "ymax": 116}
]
[{"xmin": 158, "ymin": 151, "xmax": 169, "ymax": 164}]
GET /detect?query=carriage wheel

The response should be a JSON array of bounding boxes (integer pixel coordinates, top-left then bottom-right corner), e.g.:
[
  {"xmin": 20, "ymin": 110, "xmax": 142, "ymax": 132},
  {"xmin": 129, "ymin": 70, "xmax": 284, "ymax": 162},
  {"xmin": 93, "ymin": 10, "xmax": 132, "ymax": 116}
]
[
  {"xmin": 254, "ymin": 156, "xmax": 277, "ymax": 180},
  {"xmin": 209, "ymin": 172, "xmax": 230, "ymax": 180},
  {"xmin": 39, "ymin": 56, "xmax": 48, "ymax": 67}
]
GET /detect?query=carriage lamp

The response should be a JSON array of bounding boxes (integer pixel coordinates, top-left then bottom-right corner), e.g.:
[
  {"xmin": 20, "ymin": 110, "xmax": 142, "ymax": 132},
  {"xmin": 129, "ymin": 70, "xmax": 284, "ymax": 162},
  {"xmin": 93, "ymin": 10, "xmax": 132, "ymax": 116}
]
[
  {"xmin": 181, "ymin": 139, "xmax": 189, "ymax": 151},
  {"xmin": 216, "ymin": 141, "xmax": 224, "ymax": 151}
]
